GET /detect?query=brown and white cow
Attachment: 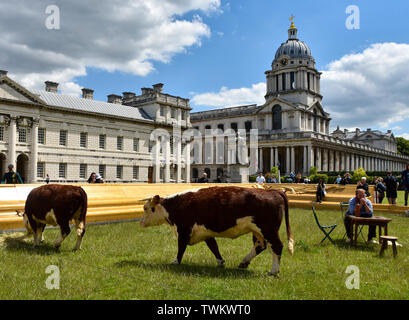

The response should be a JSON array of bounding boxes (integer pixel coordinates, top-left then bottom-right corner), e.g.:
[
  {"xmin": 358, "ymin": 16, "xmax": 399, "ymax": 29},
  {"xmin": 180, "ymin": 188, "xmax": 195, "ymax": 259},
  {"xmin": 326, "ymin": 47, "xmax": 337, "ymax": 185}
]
[
  {"xmin": 17, "ymin": 184, "xmax": 88, "ymax": 250},
  {"xmin": 141, "ymin": 186, "xmax": 294, "ymax": 276}
]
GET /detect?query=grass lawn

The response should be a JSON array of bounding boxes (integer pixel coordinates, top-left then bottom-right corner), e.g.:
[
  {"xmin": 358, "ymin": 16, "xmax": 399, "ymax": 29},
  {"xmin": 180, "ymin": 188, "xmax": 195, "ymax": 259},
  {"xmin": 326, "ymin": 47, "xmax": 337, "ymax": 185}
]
[{"xmin": 1, "ymin": 207, "xmax": 408, "ymax": 300}]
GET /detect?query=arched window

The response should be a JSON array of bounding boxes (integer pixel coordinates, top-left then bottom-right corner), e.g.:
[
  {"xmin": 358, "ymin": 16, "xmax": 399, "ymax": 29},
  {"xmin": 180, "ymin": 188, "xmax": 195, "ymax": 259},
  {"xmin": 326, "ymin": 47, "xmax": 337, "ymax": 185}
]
[
  {"xmin": 204, "ymin": 168, "xmax": 211, "ymax": 178},
  {"xmin": 272, "ymin": 105, "xmax": 282, "ymax": 130}
]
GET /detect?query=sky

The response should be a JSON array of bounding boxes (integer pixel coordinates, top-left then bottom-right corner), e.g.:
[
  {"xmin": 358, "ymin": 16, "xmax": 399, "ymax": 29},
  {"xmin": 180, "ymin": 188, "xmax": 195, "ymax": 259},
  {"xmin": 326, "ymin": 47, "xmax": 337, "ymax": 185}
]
[{"xmin": 1, "ymin": 0, "xmax": 409, "ymax": 138}]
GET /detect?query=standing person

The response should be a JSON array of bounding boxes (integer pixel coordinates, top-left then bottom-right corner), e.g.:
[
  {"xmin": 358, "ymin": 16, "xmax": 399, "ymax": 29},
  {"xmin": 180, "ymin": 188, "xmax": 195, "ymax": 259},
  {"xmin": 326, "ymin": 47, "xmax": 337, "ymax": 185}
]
[
  {"xmin": 402, "ymin": 164, "xmax": 409, "ymax": 206},
  {"xmin": 356, "ymin": 177, "xmax": 370, "ymax": 197},
  {"xmin": 344, "ymin": 189, "xmax": 376, "ymax": 243},
  {"xmin": 1, "ymin": 164, "xmax": 23, "ymax": 184},
  {"xmin": 316, "ymin": 179, "xmax": 326, "ymax": 203},
  {"xmin": 256, "ymin": 172, "xmax": 266, "ymax": 184},
  {"xmin": 45, "ymin": 174, "xmax": 50, "ymax": 184},
  {"xmin": 375, "ymin": 177, "xmax": 386, "ymax": 204},
  {"xmin": 384, "ymin": 171, "xmax": 398, "ymax": 205}
]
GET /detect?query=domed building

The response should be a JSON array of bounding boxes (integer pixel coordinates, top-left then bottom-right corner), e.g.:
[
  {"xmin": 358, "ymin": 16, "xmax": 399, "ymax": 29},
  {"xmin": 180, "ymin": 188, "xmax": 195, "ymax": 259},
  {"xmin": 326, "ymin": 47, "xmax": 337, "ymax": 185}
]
[{"xmin": 190, "ymin": 20, "xmax": 408, "ymax": 182}]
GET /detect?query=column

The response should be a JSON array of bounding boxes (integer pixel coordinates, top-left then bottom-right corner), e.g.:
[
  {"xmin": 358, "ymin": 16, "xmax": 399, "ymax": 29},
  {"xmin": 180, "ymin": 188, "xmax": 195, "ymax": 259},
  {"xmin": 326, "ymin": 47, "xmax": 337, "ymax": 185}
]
[
  {"xmin": 286, "ymin": 147, "xmax": 290, "ymax": 175},
  {"xmin": 335, "ymin": 151, "xmax": 340, "ymax": 172},
  {"xmin": 303, "ymin": 146, "xmax": 308, "ymax": 175},
  {"xmin": 274, "ymin": 147, "xmax": 279, "ymax": 168},
  {"xmin": 322, "ymin": 149, "xmax": 328, "ymax": 172},
  {"xmin": 259, "ymin": 148, "xmax": 263, "ymax": 173},
  {"xmin": 8, "ymin": 116, "xmax": 17, "ymax": 168},
  {"xmin": 290, "ymin": 146, "xmax": 295, "ymax": 173},
  {"xmin": 350, "ymin": 154, "xmax": 355, "ymax": 172},
  {"xmin": 185, "ymin": 142, "xmax": 190, "ymax": 183},
  {"xmin": 176, "ymin": 134, "xmax": 182, "ymax": 183},
  {"xmin": 270, "ymin": 148, "xmax": 274, "ymax": 171},
  {"xmin": 316, "ymin": 147, "xmax": 322, "ymax": 171},
  {"xmin": 329, "ymin": 150, "xmax": 334, "ymax": 172},
  {"xmin": 30, "ymin": 118, "xmax": 39, "ymax": 183},
  {"xmin": 153, "ymin": 140, "xmax": 160, "ymax": 183},
  {"xmin": 164, "ymin": 136, "xmax": 170, "ymax": 182}
]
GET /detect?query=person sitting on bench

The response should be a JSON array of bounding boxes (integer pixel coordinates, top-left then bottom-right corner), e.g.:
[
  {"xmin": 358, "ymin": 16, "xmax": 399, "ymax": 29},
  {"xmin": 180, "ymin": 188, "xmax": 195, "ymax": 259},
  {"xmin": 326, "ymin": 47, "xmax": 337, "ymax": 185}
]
[{"xmin": 344, "ymin": 189, "xmax": 377, "ymax": 244}]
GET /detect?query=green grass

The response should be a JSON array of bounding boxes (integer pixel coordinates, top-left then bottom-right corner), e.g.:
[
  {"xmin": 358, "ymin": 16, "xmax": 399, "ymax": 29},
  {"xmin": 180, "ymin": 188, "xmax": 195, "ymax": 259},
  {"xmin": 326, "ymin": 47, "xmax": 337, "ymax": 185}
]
[{"xmin": 1, "ymin": 207, "xmax": 409, "ymax": 300}]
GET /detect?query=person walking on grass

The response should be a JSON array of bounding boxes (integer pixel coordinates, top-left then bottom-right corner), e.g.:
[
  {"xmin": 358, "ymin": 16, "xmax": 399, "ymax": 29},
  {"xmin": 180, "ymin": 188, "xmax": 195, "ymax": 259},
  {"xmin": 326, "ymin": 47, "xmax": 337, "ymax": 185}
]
[
  {"xmin": 316, "ymin": 179, "xmax": 326, "ymax": 203},
  {"xmin": 375, "ymin": 177, "xmax": 386, "ymax": 204},
  {"xmin": 384, "ymin": 171, "xmax": 398, "ymax": 205}
]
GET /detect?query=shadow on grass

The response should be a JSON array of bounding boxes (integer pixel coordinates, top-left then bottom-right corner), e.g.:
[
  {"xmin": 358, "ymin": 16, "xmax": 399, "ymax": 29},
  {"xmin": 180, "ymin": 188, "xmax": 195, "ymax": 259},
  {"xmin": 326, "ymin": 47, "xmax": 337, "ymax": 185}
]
[
  {"xmin": 114, "ymin": 259, "xmax": 263, "ymax": 279},
  {"xmin": 1, "ymin": 236, "xmax": 61, "ymax": 256}
]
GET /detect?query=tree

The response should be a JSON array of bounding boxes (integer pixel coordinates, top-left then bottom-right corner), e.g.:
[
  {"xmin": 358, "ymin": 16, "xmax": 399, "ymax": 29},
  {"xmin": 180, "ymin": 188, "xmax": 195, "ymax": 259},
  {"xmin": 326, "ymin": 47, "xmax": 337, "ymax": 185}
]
[{"xmin": 396, "ymin": 137, "xmax": 409, "ymax": 156}]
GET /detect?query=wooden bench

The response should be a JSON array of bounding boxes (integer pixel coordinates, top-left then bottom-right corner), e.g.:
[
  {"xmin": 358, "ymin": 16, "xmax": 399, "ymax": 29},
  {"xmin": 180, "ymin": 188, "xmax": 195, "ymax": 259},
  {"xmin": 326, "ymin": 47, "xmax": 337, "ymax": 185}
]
[{"xmin": 379, "ymin": 236, "xmax": 399, "ymax": 258}]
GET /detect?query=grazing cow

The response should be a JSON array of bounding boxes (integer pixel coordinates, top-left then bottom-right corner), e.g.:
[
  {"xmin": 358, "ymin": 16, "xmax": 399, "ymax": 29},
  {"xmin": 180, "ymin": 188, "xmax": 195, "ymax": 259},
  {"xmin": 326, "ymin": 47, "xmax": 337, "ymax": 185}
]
[
  {"xmin": 18, "ymin": 184, "xmax": 87, "ymax": 250},
  {"xmin": 141, "ymin": 186, "xmax": 294, "ymax": 276}
]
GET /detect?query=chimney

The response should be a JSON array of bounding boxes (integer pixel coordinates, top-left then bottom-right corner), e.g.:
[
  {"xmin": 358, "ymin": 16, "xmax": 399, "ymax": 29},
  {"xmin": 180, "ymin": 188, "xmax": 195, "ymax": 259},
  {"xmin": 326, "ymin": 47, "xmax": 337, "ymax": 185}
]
[
  {"xmin": 107, "ymin": 94, "xmax": 122, "ymax": 104},
  {"xmin": 141, "ymin": 88, "xmax": 153, "ymax": 95},
  {"xmin": 355, "ymin": 128, "xmax": 360, "ymax": 135},
  {"xmin": 45, "ymin": 81, "xmax": 59, "ymax": 93},
  {"xmin": 0, "ymin": 70, "xmax": 8, "ymax": 78},
  {"xmin": 122, "ymin": 92, "xmax": 135, "ymax": 100},
  {"xmin": 82, "ymin": 88, "xmax": 94, "ymax": 100},
  {"xmin": 387, "ymin": 130, "xmax": 392, "ymax": 134},
  {"xmin": 153, "ymin": 83, "xmax": 164, "ymax": 93},
  {"xmin": 366, "ymin": 128, "xmax": 371, "ymax": 132}
]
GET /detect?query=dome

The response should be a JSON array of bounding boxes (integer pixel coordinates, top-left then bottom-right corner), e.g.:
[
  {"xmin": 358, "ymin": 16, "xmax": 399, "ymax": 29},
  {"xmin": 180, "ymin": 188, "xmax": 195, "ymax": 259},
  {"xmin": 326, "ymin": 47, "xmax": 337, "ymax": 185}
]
[{"xmin": 274, "ymin": 39, "xmax": 313, "ymax": 61}]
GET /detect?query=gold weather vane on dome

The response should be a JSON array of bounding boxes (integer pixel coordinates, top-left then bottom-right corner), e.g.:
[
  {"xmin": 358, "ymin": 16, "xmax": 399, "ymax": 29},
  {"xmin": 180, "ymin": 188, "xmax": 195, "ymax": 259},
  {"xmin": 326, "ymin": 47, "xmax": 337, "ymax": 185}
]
[{"xmin": 289, "ymin": 15, "xmax": 296, "ymax": 29}]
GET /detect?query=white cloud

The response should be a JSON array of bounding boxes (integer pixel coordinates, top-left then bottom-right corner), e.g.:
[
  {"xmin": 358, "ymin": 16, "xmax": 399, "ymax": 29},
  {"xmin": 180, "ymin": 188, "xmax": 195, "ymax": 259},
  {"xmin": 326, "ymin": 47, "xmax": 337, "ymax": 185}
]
[
  {"xmin": 0, "ymin": 0, "xmax": 219, "ymax": 95},
  {"xmin": 191, "ymin": 82, "xmax": 266, "ymax": 107},
  {"xmin": 321, "ymin": 42, "xmax": 409, "ymax": 128},
  {"xmin": 399, "ymin": 133, "xmax": 409, "ymax": 140}
]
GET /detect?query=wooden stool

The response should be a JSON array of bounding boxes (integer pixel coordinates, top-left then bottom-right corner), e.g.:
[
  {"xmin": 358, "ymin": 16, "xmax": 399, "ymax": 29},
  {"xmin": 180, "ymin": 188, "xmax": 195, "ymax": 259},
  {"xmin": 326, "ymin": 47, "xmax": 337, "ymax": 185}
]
[{"xmin": 379, "ymin": 236, "xmax": 398, "ymax": 258}]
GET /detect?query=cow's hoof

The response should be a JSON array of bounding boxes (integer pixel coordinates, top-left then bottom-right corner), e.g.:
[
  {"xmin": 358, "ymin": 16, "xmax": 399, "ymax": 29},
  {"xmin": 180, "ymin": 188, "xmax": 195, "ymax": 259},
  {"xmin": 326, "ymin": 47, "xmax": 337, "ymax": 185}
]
[
  {"xmin": 217, "ymin": 259, "xmax": 225, "ymax": 268},
  {"xmin": 238, "ymin": 261, "xmax": 250, "ymax": 269},
  {"xmin": 267, "ymin": 271, "xmax": 279, "ymax": 277},
  {"xmin": 171, "ymin": 259, "xmax": 180, "ymax": 265}
]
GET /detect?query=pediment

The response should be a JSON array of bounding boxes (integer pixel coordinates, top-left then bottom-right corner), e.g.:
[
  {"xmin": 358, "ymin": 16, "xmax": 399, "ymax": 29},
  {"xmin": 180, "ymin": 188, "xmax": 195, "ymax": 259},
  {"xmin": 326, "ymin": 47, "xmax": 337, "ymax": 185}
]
[
  {"xmin": 257, "ymin": 97, "xmax": 298, "ymax": 114},
  {"xmin": 0, "ymin": 77, "xmax": 45, "ymax": 105},
  {"xmin": 307, "ymin": 101, "xmax": 328, "ymax": 117}
]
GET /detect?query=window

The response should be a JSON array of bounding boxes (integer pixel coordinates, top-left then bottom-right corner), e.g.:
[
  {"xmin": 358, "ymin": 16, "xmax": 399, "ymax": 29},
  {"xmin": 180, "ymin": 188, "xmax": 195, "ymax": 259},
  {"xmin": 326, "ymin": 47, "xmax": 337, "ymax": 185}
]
[
  {"xmin": 272, "ymin": 105, "xmax": 282, "ymax": 130},
  {"xmin": 59, "ymin": 163, "xmax": 66, "ymax": 178},
  {"xmin": 133, "ymin": 166, "xmax": 139, "ymax": 180},
  {"xmin": 181, "ymin": 111, "xmax": 186, "ymax": 120},
  {"xmin": 133, "ymin": 138, "xmax": 139, "ymax": 152},
  {"xmin": 80, "ymin": 132, "xmax": 87, "ymax": 148},
  {"xmin": 282, "ymin": 73, "xmax": 286, "ymax": 91},
  {"xmin": 99, "ymin": 134, "xmax": 106, "ymax": 149},
  {"xmin": 170, "ymin": 136, "xmax": 174, "ymax": 155},
  {"xmin": 204, "ymin": 168, "xmax": 211, "ymax": 178},
  {"xmin": 117, "ymin": 136, "xmax": 123, "ymax": 150},
  {"xmin": 307, "ymin": 72, "xmax": 311, "ymax": 90},
  {"xmin": 37, "ymin": 162, "xmax": 44, "ymax": 178},
  {"xmin": 60, "ymin": 130, "xmax": 67, "ymax": 146},
  {"xmin": 99, "ymin": 164, "xmax": 106, "ymax": 179},
  {"xmin": 18, "ymin": 127, "xmax": 27, "ymax": 143},
  {"xmin": 116, "ymin": 165, "xmax": 123, "ymax": 179},
  {"xmin": 160, "ymin": 106, "xmax": 165, "ymax": 116},
  {"xmin": 217, "ymin": 124, "xmax": 224, "ymax": 132},
  {"xmin": 231, "ymin": 123, "xmax": 238, "ymax": 133},
  {"xmin": 290, "ymin": 72, "xmax": 295, "ymax": 89},
  {"xmin": 275, "ymin": 75, "xmax": 279, "ymax": 92},
  {"xmin": 0, "ymin": 125, "xmax": 4, "ymax": 141},
  {"xmin": 148, "ymin": 140, "xmax": 153, "ymax": 153},
  {"xmin": 205, "ymin": 125, "xmax": 211, "ymax": 130},
  {"xmin": 192, "ymin": 168, "xmax": 199, "ymax": 179},
  {"xmin": 79, "ymin": 164, "xmax": 87, "ymax": 179},
  {"xmin": 171, "ymin": 108, "xmax": 176, "ymax": 119},
  {"xmin": 38, "ymin": 128, "xmax": 46, "ymax": 144},
  {"xmin": 160, "ymin": 167, "xmax": 164, "ymax": 181}
]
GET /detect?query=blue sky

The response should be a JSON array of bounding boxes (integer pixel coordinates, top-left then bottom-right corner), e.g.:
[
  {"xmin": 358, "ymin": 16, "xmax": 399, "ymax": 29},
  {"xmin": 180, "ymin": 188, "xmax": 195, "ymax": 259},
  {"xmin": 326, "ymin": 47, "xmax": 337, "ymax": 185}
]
[{"xmin": 1, "ymin": 0, "xmax": 409, "ymax": 137}]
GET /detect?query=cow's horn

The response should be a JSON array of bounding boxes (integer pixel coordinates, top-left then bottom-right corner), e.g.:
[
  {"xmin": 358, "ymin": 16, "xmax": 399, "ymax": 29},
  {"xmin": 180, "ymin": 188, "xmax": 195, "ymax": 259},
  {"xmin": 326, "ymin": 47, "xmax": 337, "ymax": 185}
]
[{"xmin": 16, "ymin": 210, "xmax": 24, "ymax": 217}]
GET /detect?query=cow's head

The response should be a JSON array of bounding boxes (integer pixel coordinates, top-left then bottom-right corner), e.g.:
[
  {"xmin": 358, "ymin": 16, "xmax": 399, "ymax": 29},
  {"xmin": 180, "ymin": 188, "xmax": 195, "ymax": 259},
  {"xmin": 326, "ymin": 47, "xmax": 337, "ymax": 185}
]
[
  {"xmin": 16, "ymin": 210, "xmax": 34, "ymax": 235},
  {"xmin": 140, "ymin": 195, "xmax": 169, "ymax": 227}
]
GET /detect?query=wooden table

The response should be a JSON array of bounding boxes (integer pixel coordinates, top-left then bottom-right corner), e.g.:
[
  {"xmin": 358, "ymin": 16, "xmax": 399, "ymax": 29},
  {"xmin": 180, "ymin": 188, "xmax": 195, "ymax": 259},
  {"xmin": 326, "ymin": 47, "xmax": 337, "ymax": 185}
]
[{"xmin": 348, "ymin": 216, "xmax": 392, "ymax": 245}]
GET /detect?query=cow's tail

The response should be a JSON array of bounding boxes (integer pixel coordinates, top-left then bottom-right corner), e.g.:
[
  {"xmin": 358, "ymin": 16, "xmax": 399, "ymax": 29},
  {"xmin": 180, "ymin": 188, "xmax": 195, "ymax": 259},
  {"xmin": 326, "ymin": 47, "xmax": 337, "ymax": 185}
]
[
  {"xmin": 78, "ymin": 187, "xmax": 88, "ymax": 225},
  {"xmin": 278, "ymin": 191, "xmax": 294, "ymax": 255}
]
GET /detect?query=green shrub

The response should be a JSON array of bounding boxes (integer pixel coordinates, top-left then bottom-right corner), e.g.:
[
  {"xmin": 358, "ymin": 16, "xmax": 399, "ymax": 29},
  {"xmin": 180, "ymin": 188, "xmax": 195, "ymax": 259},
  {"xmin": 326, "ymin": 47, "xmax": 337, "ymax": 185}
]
[
  {"xmin": 352, "ymin": 168, "xmax": 367, "ymax": 183},
  {"xmin": 310, "ymin": 173, "xmax": 328, "ymax": 184}
]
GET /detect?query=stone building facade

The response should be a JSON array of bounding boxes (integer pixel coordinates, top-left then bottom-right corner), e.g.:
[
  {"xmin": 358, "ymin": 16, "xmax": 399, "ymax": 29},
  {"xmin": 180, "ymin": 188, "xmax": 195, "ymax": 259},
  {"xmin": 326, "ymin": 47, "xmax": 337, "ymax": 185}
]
[
  {"xmin": 0, "ymin": 71, "xmax": 191, "ymax": 183},
  {"xmin": 190, "ymin": 22, "xmax": 409, "ymax": 181}
]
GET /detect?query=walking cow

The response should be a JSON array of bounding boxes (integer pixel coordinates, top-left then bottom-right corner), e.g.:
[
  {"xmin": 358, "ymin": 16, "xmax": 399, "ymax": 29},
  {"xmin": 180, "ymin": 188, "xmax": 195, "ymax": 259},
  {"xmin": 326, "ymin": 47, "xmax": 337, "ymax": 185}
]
[
  {"xmin": 141, "ymin": 186, "xmax": 294, "ymax": 276},
  {"xmin": 17, "ymin": 184, "xmax": 88, "ymax": 250}
]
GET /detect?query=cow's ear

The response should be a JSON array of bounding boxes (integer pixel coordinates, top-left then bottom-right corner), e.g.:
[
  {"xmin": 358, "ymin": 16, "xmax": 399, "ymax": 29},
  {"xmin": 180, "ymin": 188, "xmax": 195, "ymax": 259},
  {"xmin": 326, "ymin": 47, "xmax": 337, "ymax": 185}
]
[{"xmin": 152, "ymin": 195, "xmax": 161, "ymax": 205}]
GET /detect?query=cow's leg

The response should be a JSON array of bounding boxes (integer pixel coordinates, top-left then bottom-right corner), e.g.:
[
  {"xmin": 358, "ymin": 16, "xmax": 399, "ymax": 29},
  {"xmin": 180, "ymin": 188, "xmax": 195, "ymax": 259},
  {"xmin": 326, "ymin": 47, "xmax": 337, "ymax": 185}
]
[
  {"xmin": 173, "ymin": 229, "xmax": 190, "ymax": 265},
  {"xmin": 266, "ymin": 232, "xmax": 283, "ymax": 277},
  {"xmin": 239, "ymin": 233, "xmax": 267, "ymax": 269},
  {"xmin": 35, "ymin": 223, "xmax": 46, "ymax": 244},
  {"xmin": 54, "ymin": 221, "xmax": 71, "ymax": 250},
  {"xmin": 205, "ymin": 238, "xmax": 225, "ymax": 267},
  {"xmin": 73, "ymin": 219, "xmax": 85, "ymax": 251}
]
